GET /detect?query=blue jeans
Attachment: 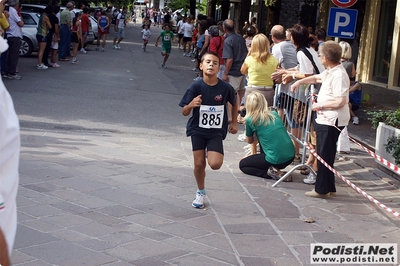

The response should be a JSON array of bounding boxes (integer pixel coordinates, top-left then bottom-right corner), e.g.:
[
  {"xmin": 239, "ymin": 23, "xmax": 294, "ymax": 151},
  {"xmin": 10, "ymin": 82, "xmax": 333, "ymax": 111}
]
[{"xmin": 58, "ymin": 24, "xmax": 71, "ymax": 59}]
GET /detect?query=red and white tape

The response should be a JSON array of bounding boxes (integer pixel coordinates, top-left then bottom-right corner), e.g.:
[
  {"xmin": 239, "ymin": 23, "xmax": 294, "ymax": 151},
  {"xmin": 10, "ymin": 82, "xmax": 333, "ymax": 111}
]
[
  {"xmin": 304, "ymin": 142, "xmax": 400, "ymax": 219},
  {"xmin": 311, "ymin": 95, "xmax": 400, "ymax": 219}
]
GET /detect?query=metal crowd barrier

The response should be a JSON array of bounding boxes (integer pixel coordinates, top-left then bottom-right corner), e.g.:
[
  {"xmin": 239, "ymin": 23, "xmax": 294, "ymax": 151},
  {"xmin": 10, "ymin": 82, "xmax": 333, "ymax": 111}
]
[{"xmin": 271, "ymin": 83, "xmax": 318, "ymax": 187}]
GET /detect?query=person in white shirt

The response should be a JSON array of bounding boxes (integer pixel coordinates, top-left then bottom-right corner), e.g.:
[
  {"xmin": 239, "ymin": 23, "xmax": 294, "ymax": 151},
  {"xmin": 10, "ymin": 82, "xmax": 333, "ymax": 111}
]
[
  {"xmin": 0, "ymin": 35, "xmax": 20, "ymax": 266},
  {"xmin": 291, "ymin": 41, "xmax": 349, "ymax": 198},
  {"xmin": 140, "ymin": 24, "xmax": 151, "ymax": 52},
  {"xmin": 4, "ymin": 0, "xmax": 23, "ymax": 79},
  {"xmin": 176, "ymin": 17, "xmax": 184, "ymax": 49},
  {"xmin": 113, "ymin": 7, "xmax": 127, "ymax": 49},
  {"xmin": 182, "ymin": 17, "xmax": 194, "ymax": 57}
]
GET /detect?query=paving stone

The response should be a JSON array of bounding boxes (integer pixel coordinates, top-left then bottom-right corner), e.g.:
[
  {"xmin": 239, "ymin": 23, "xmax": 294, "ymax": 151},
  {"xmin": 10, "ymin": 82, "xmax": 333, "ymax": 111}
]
[
  {"xmin": 45, "ymin": 213, "xmax": 92, "ymax": 227},
  {"xmin": 162, "ymin": 236, "xmax": 215, "ymax": 254},
  {"xmin": 76, "ymin": 238, "xmax": 118, "ymax": 251},
  {"xmin": 137, "ymin": 230, "xmax": 174, "ymax": 241},
  {"xmin": 167, "ymin": 253, "xmax": 237, "ymax": 266},
  {"xmin": 80, "ymin": 210, "xmax": 124, "ymax": 226},
  {"xmin": 19, "ymin": 240, "xmax": 116, "ymax": 266},
  {"xmin": 18, "ymin": 204, "xmax": 65, "ymax": 218},
  {"xmin": 96, "ymin": 204, "xmax": 142, "ymax": 217},
  {"xmin": 51, "ymin": 201, "xmax": 90, "ymax": 215},
  {"xmin": 69, "ymin": 221, "xmax": 120, "ymax": 237},
  {"xmin": 13, "ymin": 224, "xmax": 58, "ymax": 249},
  {"xmin": 19, "ymin": 218, "xmax": 64, "ymax": 233}
]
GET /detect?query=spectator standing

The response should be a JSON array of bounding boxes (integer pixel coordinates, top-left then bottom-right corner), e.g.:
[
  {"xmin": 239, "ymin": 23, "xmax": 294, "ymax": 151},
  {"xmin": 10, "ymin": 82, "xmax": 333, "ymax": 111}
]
[
  {"xmin": 222, "ymin": 19, "xmax": 247, "ymax": 121},
  {"xmin": 70, "ymin": 12, "xmax": 82, "ymax": 64},
  {"xmin": 163, "ymin": 11, "xmax": 171, "ymax": 26},
  {"xmin": 208, "ymin": 25, "xmax": 224, "ymax": 79},
  {"xmin": 240, "ymin": 33, "xmax": 278, "ymax": 155},
  {"xmin": 0, "ymin": 1, "xmax": 9, "ymax": 76},
  {"xmin": 0, "ymin": 35, "xmax": 20, "ymax": 266},
  {"xmin": 58, "ymin": 2, "xmax": 74, "ymax": 61},
  {"xmin": 43, "ymin": 5, "xmax": 59, "ymax": 68},
  {"xmin": 290, "ymin": 41, "xmax": 350, "ymax": 198},
  {"xmin": 80, "ymin": 7, "xmax": 90, "ymax": 53},
  {"xmin": 4, "ymin": 0, "xmax": 23, "ymax": 79},
  {"xmin": 96, "ymin": 10, "xmax": 109, "ymax": 52},
  {"xmin": 36, "ymin": 5, "xmax": 52, "ymax": 70},
  {"xmin": 113, "ymin": 7, "xmax": 127, "ymax": 49},
  {"xmin": 270, "ymin": 25, "xmax": 299, "ymax": 160},
  {"xmin": 182, "ymin": 17, "xmax": 194, "ymax": 57},
  {"xmin": 282, "ymin": 24, "xmax": 325, "ymax": 184},
  {"xmin": 176, "ymin": 16, "xmax": 184, "ymax": 49}
]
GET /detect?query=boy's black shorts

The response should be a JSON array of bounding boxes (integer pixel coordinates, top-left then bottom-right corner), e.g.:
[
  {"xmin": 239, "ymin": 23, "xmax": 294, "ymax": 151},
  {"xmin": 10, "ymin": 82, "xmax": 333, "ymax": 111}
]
[{"xmin": 191, "ymin": 135, "xmax": 224, "ymax": 155}]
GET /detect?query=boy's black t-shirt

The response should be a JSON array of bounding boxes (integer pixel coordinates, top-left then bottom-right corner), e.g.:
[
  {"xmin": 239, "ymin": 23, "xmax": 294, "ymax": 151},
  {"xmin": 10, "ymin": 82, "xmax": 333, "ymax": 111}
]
[{"xmin": 179, "ymin": 79, "xmax": 236, "ymax": 139}]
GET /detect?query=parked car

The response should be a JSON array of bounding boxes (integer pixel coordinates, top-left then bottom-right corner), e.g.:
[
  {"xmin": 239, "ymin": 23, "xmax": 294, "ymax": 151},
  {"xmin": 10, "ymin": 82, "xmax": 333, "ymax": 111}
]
[{"xmin": 20, "ymin": 11, "xmax": 40, "ymax": 57}]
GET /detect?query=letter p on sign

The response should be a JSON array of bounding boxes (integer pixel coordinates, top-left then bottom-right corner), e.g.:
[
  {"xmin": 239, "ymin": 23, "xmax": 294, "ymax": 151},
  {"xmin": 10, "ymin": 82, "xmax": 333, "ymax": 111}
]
[
  {"xmin": 327, "ymin": 7, "xmax": 358, "ymax": 39},
  {"xmin": 334, "ymin": 12, "xmax": 350, "ymax": 33}
]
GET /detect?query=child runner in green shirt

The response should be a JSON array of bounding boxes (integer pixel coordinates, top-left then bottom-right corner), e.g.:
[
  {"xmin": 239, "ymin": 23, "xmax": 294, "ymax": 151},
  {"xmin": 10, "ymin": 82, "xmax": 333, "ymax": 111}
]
[{"xmin": 155, "ymin": 23, "xmax": 174, "ymax": 68}]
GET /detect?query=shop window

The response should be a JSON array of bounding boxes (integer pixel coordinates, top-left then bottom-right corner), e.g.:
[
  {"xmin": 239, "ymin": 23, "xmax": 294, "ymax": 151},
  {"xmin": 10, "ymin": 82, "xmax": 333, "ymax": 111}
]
[{"xmin": 372, "ymin": 0, "xmax": 396, "ymax": 83}]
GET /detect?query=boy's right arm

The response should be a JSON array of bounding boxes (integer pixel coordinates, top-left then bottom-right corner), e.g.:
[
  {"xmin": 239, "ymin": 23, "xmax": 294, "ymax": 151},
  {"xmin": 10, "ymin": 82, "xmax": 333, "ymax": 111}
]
[{"xmin": 182, "ymin": 95, "xmax": 202, "ymax": 116}]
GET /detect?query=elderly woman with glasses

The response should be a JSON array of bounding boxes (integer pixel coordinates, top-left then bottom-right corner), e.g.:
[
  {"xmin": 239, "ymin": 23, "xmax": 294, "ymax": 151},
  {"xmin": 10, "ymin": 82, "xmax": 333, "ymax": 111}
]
[{"xmin": 290, "ymin": 40, "xmax": 350, "ymax": 198}]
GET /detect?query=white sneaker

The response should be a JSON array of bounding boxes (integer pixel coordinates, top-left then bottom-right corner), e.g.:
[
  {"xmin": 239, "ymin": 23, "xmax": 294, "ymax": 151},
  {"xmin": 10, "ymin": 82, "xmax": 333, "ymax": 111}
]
[
  {"xmin": 36, "ymin": 64, "xmax": 48, "ymax": 70},
  {"xmin": 303, "ymin": 172, "xmax": 317, "ymax": 185},
  {"xmin": 79, "ymin": 48, "xmax": 87, "ymax": 54},
  {"xmin": 183, "ymin": 53, "xmax": 187, "ymax": 57},
  {"xmin": 192, "ymin": 192, "xmax": 206, "ymax": 208},
  {"xmin": 352, "ymin": 116, "xmax": 359, "ymax": 125},
  {"xmin": 237, "ymin": 133, "xmax": 246, "ymax": 142}
]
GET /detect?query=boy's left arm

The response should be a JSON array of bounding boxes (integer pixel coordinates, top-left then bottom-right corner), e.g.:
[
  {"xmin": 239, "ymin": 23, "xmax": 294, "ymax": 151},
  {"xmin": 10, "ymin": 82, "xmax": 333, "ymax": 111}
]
[{"xmin": 228, "ymin": 101, "xmax": 238, "ymax": 134}]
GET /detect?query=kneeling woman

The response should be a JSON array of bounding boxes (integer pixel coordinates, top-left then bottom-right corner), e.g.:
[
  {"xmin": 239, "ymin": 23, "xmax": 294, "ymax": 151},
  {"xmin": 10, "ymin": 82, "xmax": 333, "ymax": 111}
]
[{"xmin": 239, "ymin": 91, "xmax": 295, "ymax": 179}]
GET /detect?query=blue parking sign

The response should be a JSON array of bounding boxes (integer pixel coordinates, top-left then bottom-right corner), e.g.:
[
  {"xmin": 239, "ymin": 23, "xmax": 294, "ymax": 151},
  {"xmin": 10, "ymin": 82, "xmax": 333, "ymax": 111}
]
[{"xmin": 327, "ymin": 7, "xmax": 358, "ymax": 39}]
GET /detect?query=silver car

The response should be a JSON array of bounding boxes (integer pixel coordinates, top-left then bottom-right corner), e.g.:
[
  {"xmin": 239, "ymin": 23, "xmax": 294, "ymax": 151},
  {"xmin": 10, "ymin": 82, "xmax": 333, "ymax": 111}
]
[{"xmin": 20, "ymin": 11, "xmax": 40, "ymax": 57}]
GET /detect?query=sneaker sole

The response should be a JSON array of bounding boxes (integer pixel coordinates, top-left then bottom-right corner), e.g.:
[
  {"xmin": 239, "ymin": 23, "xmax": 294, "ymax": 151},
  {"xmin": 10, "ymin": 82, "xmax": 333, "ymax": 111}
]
[{"xmin": 192, "ymin": 203, "xmax": 204, "ymax": 208}]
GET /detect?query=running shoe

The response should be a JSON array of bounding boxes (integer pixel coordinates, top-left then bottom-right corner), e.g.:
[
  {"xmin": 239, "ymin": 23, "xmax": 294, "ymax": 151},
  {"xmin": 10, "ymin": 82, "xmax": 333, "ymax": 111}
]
[
  {"xmin": 95, "ymin": 46, "xmax": 100, "ymax": 51},
  {"xmin": 71, "ymin": 58, "xmax": 78, "ymax": 64},
  {"xmin": 237, "ymin": 133, "xmax": 246, "ymax": 142},
  {"xmin": 303, "ymin": 172, "xmax": 316, "ymax": 185},
  {"xmin": 161, "ymin": 64, "xmax": 167, "ymax": 68},
  {"xmin": 50, "ymin": 63, "xmax": 60, "ymax": 68},
  {"xmin": 101, "ymin": 48, "xmax": 104, "ymax": 52},
  {"xmin": 192, "ymin": 192, "xmax": 206, "ymax": 208},
  {"xmin": 7, "ymin": 74, "xmax": 22, "ymax": 80},
  {"xmin": 352, "ymin": 116, "xmax": 359, "ymax": 125},
  {"xmin": 36, "ymin": 64, "xmax": 48, "ymax": 70},
  {"xmin": 79, "ymin": 48, "xmax": 87, "ymax": 54}
]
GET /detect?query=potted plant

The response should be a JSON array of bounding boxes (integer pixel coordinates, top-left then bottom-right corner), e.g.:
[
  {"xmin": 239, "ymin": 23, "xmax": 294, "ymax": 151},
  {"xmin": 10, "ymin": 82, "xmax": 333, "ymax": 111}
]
[{"xmin": 367, "ymin": 104, "xmax": 400, "ymax": 172}]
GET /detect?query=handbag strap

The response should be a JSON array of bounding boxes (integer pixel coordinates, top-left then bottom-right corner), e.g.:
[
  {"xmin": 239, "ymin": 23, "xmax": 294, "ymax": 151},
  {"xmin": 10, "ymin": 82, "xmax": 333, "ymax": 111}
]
[{"xmin": 299, "ymin": 47, "xmax": 320, "ymax": 74}]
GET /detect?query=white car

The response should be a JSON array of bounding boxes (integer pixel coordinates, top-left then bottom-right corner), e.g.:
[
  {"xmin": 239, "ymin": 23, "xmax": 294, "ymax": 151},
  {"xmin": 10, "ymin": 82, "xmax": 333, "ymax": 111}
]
[{"xmin": 20, "ymin": 11, "xmax": 40, "ymax": 56}]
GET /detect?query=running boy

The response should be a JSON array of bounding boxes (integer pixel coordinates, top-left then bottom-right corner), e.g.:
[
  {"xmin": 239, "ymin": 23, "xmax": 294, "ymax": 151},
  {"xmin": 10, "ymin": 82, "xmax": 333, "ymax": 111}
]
[
  {"xmin": 155, "ymin": 23, "xmax": 174, "ymax": 68},
  {"xmin": 179, "ymin": 51, "xmax": 238, "ymax": 209},
  {"xmin": 140, "ymin": 24, "xmax": 151, "ymax": 52}
]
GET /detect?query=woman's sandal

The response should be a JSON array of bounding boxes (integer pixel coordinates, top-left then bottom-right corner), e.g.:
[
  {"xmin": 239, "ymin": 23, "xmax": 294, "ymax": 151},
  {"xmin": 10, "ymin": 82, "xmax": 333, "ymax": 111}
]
[
  {"xmin": 281, "ymin": 172, "xmax": 293, "ymax": 182},
  {"xmin": 300, "ymin": 168, "xmax": 311, "ymax": 175}
]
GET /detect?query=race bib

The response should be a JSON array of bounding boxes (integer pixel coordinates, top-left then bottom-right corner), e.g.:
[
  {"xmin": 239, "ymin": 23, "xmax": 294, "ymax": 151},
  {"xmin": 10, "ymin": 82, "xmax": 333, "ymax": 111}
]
[
  {"xmin": 163, "ymin": 35, "xmax": 171, "ymax": 41},
  {"xmin": 199, "ymin": 105, "xmax": 224, "ymax": 129}
]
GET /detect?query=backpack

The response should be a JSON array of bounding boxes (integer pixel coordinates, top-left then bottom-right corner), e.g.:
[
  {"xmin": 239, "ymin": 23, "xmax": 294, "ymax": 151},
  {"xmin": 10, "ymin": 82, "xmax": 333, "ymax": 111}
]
[{"xmin": 209, "ymin": 25, "xmax": 219, "ymax": 37}]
